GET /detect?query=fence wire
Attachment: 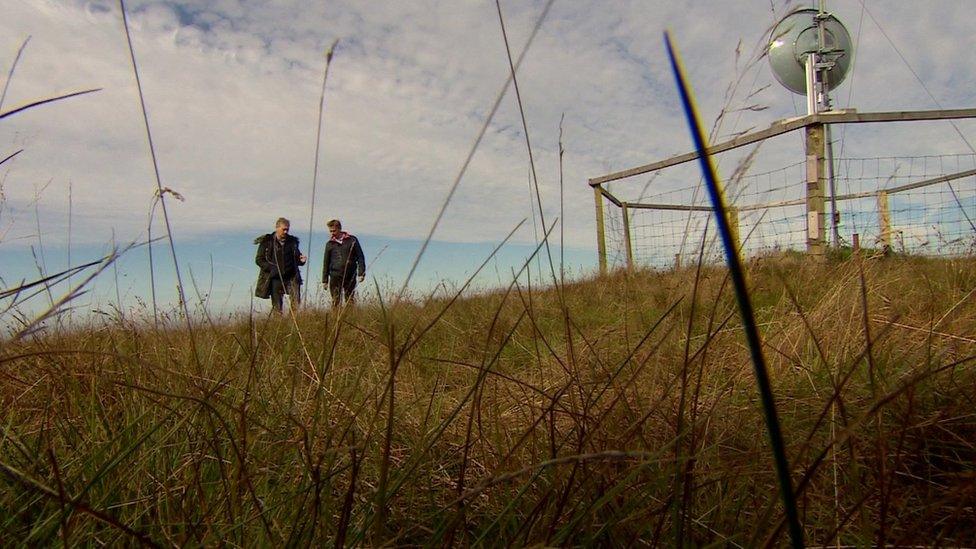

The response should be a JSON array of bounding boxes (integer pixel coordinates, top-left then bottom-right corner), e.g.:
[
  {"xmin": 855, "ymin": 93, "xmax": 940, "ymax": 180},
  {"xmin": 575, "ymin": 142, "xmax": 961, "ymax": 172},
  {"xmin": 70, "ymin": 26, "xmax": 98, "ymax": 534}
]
[{"xmin": 600, "ymin": 154, "xmax": 976, "ymax": 270}]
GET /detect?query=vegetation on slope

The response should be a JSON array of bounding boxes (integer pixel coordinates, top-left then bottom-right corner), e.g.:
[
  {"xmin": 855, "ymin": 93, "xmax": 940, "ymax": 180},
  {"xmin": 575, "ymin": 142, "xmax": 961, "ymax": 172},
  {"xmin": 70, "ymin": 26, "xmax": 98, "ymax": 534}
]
[{"xmin": 1, "ymin": 254, "xmax": 975, "ymax": 546}]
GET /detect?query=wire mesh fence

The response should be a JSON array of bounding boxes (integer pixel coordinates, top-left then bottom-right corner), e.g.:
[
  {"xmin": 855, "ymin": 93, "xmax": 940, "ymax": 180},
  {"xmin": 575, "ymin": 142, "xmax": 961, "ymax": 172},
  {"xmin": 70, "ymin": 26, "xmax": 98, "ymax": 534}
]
[{"xmin": 599, "ymin": 153, "xmax": 976, "ymax": 270}]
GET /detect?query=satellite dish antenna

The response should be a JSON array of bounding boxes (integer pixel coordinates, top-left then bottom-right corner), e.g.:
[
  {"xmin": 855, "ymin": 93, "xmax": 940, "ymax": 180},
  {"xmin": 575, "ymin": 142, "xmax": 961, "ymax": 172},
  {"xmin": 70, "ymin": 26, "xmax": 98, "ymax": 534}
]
[{"xmin": 768, "ymin": 6, "xmax": 853, "ymax": 113}]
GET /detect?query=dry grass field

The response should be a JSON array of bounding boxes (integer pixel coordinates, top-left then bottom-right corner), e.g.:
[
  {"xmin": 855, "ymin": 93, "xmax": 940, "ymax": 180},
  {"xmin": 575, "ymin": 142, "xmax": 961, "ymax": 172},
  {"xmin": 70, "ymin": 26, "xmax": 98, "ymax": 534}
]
[{"xmin": 1, "ymin": 253, "xmax": 975, "ymax": 546}]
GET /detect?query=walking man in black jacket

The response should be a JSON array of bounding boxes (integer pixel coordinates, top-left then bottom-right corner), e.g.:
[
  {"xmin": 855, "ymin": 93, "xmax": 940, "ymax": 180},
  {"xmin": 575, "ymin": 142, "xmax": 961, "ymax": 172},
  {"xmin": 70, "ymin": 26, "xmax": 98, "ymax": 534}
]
[
  {"xmin": 322, "ymin": 219, "xmax": 366, "ymax": 307},
  {"xmin": 254, "ymin": 217, "xmax": 307, "ymax": 313}
]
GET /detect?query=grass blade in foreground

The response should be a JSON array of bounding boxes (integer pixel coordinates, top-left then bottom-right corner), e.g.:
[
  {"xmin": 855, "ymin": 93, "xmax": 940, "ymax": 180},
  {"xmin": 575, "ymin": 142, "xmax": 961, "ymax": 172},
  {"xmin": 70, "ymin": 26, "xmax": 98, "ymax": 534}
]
[
  {"xmin": 303, "ymin": 38, "xmax": 340, "ymax": 301},
  {"xmin": 663, "ymin": 31, "xmax": 804, "ymax": 548}
]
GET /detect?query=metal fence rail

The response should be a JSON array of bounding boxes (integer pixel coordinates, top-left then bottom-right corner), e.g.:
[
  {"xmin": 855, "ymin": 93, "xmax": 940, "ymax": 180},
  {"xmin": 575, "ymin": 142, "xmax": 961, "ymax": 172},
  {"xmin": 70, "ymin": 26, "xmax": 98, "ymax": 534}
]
[
  {"xmin": 598, "ymin": 154, "xmax": 976, "ymax": 270},
  {"xmin": 590, "ymin": 109, "xmax": 976, "ymax": 272}
]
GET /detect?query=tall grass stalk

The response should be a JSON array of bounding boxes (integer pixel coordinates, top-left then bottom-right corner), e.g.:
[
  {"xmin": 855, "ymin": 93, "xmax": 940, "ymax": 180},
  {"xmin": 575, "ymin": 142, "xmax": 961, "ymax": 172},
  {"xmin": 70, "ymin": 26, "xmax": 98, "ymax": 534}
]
[
  {"xmin": 665, "ymin": 32, "xmax": 804, "ymax": 547},
  {"xmin": 0, "ymin": 36, "xmax": 31, "ymax": 111},
  {"xmin": 397, "ymin": 0, "xmax": 555, "ymax": 299},
  {"xmin": 0, "ymin": 149, "xmax": 23, "ymax": 169},
  {"xmin": 65, "ymin": 180, "xmax": 72, "ymax": 325},
  {"xmin": 494, "ymin": 0, "xmax": 558, "ymax": 287},
  {"xmin": 0, "ymin": 88, "xmax": 101, "ymax": 122},
  {"xmin": 303, "ymin": 39, "xmax": 339, "ymax": 300},
  {"xmin": 118, "ymin": 0, "xmax": 195, "ymax": 354}
]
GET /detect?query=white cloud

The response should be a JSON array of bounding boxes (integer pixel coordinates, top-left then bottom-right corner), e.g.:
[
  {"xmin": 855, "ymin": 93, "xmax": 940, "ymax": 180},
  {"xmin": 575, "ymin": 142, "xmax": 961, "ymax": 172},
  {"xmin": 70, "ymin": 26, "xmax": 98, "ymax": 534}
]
[{"xmin": 1, "ymin": 0, "xmax": 974, "ymax": 257}]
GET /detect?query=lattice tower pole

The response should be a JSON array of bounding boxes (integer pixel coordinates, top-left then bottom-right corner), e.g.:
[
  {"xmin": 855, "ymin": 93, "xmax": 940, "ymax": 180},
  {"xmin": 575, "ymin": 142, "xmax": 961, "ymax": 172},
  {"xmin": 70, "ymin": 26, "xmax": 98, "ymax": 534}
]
[
  {"xmin": 803, "ymin": 0, "xmax": 830, "ymax": 259},
  {"xmin": 816, "ymin": 0, "xmax": 841, "ymax": 248}
]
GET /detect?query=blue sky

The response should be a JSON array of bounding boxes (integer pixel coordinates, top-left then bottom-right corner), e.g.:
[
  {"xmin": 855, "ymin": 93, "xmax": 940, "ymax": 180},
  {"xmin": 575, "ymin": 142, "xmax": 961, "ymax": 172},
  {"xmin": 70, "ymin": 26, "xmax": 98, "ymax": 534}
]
[
  {"xmin": 2, "ymin": 0, "xmax": 976, "ymax": 323},
  {"xmin": 2, "ymin": 230, "xmax": 593, "ymax": 326}
]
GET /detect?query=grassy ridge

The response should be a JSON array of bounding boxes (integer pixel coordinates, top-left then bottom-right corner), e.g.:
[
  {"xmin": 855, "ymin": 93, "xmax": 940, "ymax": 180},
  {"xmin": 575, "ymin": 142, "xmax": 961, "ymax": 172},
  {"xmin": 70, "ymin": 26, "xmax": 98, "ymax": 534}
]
[{"xmin": 1, "ymin": 254, "xmax": 975, "ymax": 546}]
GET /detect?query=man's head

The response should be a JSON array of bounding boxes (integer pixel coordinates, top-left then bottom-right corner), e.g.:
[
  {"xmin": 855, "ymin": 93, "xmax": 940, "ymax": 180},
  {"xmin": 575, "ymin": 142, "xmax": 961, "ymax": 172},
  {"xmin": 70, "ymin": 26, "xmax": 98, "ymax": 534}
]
[
  {"xmin": 275, "ymin": 217, "xmax": 291, "ymax": 240},
  {"xmin": 327, "ymin": 219, "xmax": 342, "ymax": 237}
]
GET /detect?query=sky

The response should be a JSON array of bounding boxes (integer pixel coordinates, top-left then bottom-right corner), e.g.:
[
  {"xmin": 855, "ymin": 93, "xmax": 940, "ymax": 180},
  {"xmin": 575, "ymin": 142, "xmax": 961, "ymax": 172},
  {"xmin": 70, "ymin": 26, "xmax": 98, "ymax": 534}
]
[{"xmin": 2, "ymin": 0, "xmax": 975, "ymax": 323}]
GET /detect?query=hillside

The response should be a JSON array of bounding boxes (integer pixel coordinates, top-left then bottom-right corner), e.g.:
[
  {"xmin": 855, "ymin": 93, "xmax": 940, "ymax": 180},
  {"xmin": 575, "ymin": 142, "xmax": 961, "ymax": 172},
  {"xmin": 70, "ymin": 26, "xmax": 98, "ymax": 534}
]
[{"xmin": 2, "ymin": 254, "xmax": 975, "ymax": 546}]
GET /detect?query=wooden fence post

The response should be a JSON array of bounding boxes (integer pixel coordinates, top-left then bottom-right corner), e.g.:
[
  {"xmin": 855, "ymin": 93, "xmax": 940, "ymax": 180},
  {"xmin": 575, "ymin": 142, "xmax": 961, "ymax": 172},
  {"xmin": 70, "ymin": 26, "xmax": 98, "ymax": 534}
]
[
  {"xmin": 805, "ymin": 123, "xmax": 826, "ymax": 260},
  {"xmin": 594, "ymin": 184, "xmax": 608, "ymax": 275},
  {"xmin": 728, "ymin": 206, "xmax": 740, "ymax": 256},
  {"xmin": 877, "ymin": 191, "xmax": 892, "ymax": 252},
  {"xmin": 622, "ymin": 202, "xmax": 634, "ymax": 271}
]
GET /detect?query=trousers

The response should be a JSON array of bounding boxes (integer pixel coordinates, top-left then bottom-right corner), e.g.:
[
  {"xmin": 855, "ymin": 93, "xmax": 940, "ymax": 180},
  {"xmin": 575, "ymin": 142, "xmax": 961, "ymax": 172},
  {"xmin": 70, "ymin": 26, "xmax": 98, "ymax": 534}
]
[
  {"xmin": 270, "ymin": 277, "xmax": 301, "ymax": 313},
  {"xmin": 328, "ymin": 273, "xmax": 358, "ymax": 307}
]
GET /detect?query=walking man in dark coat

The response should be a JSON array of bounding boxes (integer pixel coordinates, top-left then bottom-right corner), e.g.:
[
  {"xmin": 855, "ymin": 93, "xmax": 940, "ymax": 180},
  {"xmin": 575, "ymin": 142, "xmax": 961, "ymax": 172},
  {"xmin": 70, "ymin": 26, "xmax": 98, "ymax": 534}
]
[
  {"xmin": 255, "ymin": 217, "xmax": 307, "ymax": 313},
  {"xmin": 322, "ymin": 219, "xmax": 366, "ymax": 307}
]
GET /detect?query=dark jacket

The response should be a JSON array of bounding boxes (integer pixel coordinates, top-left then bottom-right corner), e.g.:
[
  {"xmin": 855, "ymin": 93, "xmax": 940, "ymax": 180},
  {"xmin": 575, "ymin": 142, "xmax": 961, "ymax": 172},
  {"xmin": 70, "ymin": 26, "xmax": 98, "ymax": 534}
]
[
  {"xmin": 322, "ymin": 234, "xmax": 365, "ymax": 282},
  {"xmin": 254, "ymin": 233, "xmax": 305, "ymax": 299}
]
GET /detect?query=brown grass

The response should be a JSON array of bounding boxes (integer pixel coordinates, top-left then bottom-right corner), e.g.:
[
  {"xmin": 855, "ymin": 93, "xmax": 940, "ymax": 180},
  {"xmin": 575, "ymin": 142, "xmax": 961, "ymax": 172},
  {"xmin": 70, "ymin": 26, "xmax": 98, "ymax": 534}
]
[{"xmin": 1, "ymin": 253, "xmax": 975, "ymax": 546}]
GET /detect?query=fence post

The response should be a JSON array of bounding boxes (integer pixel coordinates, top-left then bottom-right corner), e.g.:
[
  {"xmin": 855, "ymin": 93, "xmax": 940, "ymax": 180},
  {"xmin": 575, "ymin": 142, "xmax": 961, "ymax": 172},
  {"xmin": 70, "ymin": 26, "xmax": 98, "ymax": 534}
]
[
  {"xmin": 593, "ymin": 184, "xmax": 608, "ymax": 275},
  {"xmin": 622, "ymin": 202, "xmax": 634, "ymax": 270},
  {"xmin": 877, "ymin": 190, "xmax": 892, "ymax": 252},
  {"xmin": 727, "ymin": 206, "xmax": 740, "ymax": 256},
  {"xmin": 805, "ymin": 123, "xmax": 826, "ymax": 260}
]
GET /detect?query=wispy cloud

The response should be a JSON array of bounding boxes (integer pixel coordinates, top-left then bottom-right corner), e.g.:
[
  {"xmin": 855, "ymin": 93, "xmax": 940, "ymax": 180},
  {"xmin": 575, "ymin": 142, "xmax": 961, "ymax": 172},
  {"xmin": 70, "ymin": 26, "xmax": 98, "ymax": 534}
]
[{"xmin": 1, "ymin": 0, "xmax": 974, "ymax": 254}]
